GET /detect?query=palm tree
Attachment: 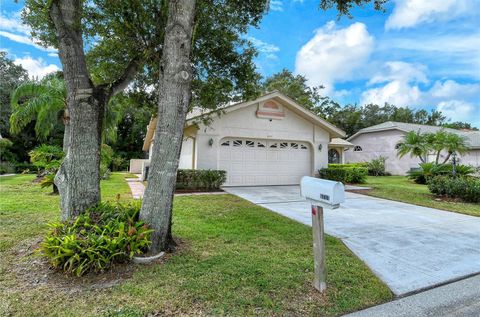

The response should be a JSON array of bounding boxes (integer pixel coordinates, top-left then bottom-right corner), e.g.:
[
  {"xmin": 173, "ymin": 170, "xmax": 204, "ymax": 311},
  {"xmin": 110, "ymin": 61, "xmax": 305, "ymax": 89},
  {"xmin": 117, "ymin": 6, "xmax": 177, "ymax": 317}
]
[
  {"xmin": 10, "ymin": 75, "xmax": 67, "ymax": 148},
  {"xmin": 441, "ymin": 132, "xmax": 469, "ymax": 164},
  {"xmin": 10, "ymin": 75, "xmax": 122, "ymax": 150},
  {"xmin": 396, "ymin": 130, "xmax": 429, "ymax": 163}
]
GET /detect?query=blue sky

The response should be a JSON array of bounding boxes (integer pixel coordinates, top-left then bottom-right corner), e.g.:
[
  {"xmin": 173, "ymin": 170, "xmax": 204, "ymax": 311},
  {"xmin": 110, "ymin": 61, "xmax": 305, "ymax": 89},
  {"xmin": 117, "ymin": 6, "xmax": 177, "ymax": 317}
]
[{"xmin": 1, "ymin": 0, "xmax": 479, "ymax": 127}]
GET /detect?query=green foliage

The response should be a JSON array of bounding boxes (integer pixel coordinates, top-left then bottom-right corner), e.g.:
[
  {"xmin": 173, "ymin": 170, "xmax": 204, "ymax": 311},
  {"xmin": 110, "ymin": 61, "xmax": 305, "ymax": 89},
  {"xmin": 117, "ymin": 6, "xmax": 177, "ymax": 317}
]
[
  {"xmin": 428, "ymin": 176, "xmax": 480, "ymax": 203},
  {"xmin": 0, "ymin": 137, "xmax": 15, "ymax": 163},
  {"xmin": 397, "ymin": 130, "xmax": 469, "ymax": 165},
  {"xmin": 10, "ymin": 75, "xmax": 66, "ymax": 140},
  {"xmin": 396, "ymin": 131, "xmax": 429, "ymax": 162},
  {"xmin": 366, "ymin": 156, "xmax": 388, "ymax": 176},
  {"xmin": 29, "ymin": 144, "xmax": 64, "ymax": 173},
  {"xmin": 329, "ymin": 163, "xmax": 367, "ymax": 168},
  {"xmin": 111, "ymin": 155, "xmax": 128, "ymax": 171},
  {"xmin": 100, "ymin": 144, "xmax": 114, "ymax": 180},
  {"xmin": 319, "ymin": 166, "xmax": 368, "ymax": 184},
  {"xmin": 176, "ymin": 169, "xmax": 227, "ymax": 191},
  {"xmin": 13, "ymin": 162, "xmax": 36, "ymax": 174},
  {"xmin": 0, "ymin": 161, "xmax": 16, "ymax": 175},
  {"xmin": 407, "ymin": 162, "xmax": 475, "ymax": 184},
  {"xmin": 40, "ymin": 202, "xmax": 153, "ymax": 276},
  {"xmin": 262, "ymin": 69, "xmax": 327, "ymax": 111}
]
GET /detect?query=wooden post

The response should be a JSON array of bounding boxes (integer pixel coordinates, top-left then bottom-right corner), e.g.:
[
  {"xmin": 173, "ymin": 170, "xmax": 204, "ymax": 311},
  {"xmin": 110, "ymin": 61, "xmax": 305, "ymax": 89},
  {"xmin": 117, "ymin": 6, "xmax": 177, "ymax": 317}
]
[{"xmin": 312, "ymin": 205, "xmax": 326, "ymax": 292}]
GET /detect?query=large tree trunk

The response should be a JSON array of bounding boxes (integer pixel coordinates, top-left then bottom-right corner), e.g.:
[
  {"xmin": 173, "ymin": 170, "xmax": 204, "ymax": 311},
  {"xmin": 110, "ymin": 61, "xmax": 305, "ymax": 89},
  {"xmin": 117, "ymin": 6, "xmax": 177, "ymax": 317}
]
[
  {"xmin": 50, "ymin": 0, "xmax": 103, "ymax": 220},
  {"xmin": 140, "ymin": 0, "xmax": 196, "ymax": 253},
  {"xmin": 62, "ymin": 108, "xmax": 70, "ymax": 152}
]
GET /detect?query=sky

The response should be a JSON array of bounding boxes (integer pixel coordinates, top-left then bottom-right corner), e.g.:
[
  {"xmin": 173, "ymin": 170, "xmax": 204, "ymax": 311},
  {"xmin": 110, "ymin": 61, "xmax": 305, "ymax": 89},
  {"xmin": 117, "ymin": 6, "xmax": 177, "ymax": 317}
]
[{"xmin": 1, "ymin": 0, "xmax": 479, "ymax": 127}]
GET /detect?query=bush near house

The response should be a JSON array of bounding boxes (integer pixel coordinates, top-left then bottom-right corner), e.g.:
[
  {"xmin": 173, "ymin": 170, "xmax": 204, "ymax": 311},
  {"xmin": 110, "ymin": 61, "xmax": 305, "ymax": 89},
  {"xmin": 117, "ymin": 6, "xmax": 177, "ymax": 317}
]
[
  {"xmin": 40, "ymin": 202, "xmax": 153, "ymax": 276},
  {"xmin": 428, "ymin": 176, "xmax": 480, "ymax": 203},
  {"xmin": 176, "ymin": 169, "xmax": 227, "ymax": 191},
  {"xmin": 407, "ymin": 162, "xmax": 475, "ymax": 184},
  {"xmin": 319, "ymin": 165, "xmax": 368, "ymax": 184},
  {"xmin": 366, "ymin": 156, "xmax": 389, "ymax": 176}
]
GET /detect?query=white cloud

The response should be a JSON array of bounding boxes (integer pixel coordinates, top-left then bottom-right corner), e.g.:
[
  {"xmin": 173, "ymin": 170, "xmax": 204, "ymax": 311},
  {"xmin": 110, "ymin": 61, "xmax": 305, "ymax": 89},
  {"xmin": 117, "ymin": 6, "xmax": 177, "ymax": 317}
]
[
  {"xmin": 385, "ymin": 0, "xmax": 474, "ymax": 30},
  {"xmin": 362, "ymin": 80, "xmax": 422, "ymax": 107},
  {"xmin": 269, "ymin": 0, "xmax": 283, "ymax": 12},
  {"xmin": 368, "ymin": 61, "xmax": 428, "ymax": 85},
  {"xmin": 0, "ymin": 11, "xmax": 31, "ymax": 35},
  {"xmin": 436, "ymin": 100, "xmax": 478, "ymax": 123},
  {"xmin": 295, "ymin": 21, "xmax": 374, "ymax": 93},
  {"xmin": 0, "ymin": 11, "xmax": 56, "ymax": 52},
  {"xmin": 14, "ymin": 56, "xmax": 60, "ymax": 79},
  {"xmin": 429, "ymin": 80, "xmax": 480, "ymax": 99},
  {"xmin": 247, "ymin": 36, "xmax": 280, "ymax": 59}
]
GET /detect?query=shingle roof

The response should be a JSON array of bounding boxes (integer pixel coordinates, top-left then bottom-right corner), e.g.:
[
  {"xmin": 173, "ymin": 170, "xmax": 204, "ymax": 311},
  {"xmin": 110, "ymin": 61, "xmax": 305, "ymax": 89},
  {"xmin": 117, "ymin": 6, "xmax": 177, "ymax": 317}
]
[{"xmin": 348, "ymin": 121, "xmax": 480, "ymax": 149}]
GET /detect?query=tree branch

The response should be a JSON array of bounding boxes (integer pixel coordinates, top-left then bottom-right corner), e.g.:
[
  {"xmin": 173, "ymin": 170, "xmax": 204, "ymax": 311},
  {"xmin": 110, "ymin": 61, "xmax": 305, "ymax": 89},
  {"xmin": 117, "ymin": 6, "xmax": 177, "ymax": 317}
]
[{"xmin": 106, "ymin": 58, "xmax": 142, "ymax": 97}]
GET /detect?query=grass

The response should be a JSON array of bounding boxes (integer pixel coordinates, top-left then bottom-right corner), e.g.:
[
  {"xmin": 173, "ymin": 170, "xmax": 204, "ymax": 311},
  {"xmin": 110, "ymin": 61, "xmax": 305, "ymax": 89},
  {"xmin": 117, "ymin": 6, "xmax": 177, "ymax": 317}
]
[
  {"xmin": 361, "ymin": 176, "xmax": 480, "ymax": 217},
  {"xmin": 0, "ymin": 173, "xmax": 392, "ymax": 316}
]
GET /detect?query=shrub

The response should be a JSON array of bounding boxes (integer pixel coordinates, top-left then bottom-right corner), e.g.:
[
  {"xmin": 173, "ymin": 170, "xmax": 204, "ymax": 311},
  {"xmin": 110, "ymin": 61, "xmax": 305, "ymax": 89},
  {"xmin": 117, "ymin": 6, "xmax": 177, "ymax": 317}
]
[
  {"xmin": 29, "ymin": 144, "xmax": 64, "ymax": 174},
  {"xmin": 111, "ymin": 155, "xmax": 128, "ymax": 171},
  {"xmin": 408, "ymin": 162, "xmax": 474, "ymax": 184},
  {"xmin": 0, "ymin": 161, "xmax": 16, "ymax": 174},
  {"xmin": 14, "ymin": 162, "xmax": 36, "ymax": 174},
  {"xmin": 366, "ymin": 156, "xmax": 388, "ymax": 176},
  {"xmin": 428, "ymin": 176, "xmax": 480, "ymax": 203},
  {"xmin": 176, "ymin": 169, "xmax": 227, "ymax": 190},
  {"xmin": 319, "ymin": 166, "xmax": 368, "ymax": 184},
  {"xmin": 40, "ymin": 202, "xmax": 153, "ymax": 276},
  {"xmin": 100, "ymin": 144, "xmax": 114, "ymax": 180},
  {"xmin": 329, "ymin": 163, "xmax": 367, "ymax": 169}
]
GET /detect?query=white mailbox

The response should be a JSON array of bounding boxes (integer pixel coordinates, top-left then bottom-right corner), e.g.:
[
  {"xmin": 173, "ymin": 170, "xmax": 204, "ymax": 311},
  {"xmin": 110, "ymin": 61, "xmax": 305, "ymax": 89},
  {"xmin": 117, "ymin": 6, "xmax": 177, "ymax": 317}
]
[
  {"xmin": 300, "ymin": 176, "xmax": 345, "ymax": 209},
  {"xmin": 300, "ymin": 176, "xmax": 346, "ymax": 293}
]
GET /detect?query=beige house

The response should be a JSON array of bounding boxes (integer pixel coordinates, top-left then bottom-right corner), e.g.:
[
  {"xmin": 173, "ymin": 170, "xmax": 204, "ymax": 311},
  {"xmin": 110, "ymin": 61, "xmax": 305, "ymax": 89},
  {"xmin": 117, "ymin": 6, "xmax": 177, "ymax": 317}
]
[
  {"xmin": 136, "ymin": 91, "xmax": 353, "ymax": 186},
  {"xmin": 345, "ymin": 121, "xmax": 480, "ymax": 175}
]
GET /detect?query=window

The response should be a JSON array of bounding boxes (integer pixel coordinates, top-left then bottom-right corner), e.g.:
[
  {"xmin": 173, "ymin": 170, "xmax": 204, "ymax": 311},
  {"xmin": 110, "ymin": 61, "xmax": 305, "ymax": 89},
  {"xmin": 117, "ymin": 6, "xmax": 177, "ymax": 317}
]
[
  {"xmin": 328, "ymin": 149, "xmax": 340, "ymax": 164},
  {"xmin": 354, "ymin": 145, "xmax": 363, "ymax": 152},
  {"xmin": 269, "ymin": 143, "xmax": 278, "ymax": 148},
  {"xmin": 300, "ymin": 144, "xmax": 308, "ymax": 150},
  {"xmin": 257, "ymin": 142, "xmax": 266, "ymax": 148},
  {"xmin": 280, "ymin": 142, "xmax": 288, "ymax": 149},
  {"xmin": 246, "ymin": 140, "xmax": 254, "ymax": 147},
  {"xmin": 233, "ymin": 140, "xmax": 243, "ymax": 147},
  {"xmin": 290, "ymin": 142, "xmax": 298, "ymax": 149},
  {"xmin": 221, "ymin": 140, "xmax": 230, "ymax": 146}
]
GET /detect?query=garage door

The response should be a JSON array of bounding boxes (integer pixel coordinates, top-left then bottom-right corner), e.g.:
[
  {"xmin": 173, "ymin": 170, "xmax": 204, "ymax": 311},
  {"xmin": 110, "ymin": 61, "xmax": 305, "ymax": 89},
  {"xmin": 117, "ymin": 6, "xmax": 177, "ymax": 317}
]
[{"xmin": 219, "ymin": 138, "xmax": 312, "ymax": 186}]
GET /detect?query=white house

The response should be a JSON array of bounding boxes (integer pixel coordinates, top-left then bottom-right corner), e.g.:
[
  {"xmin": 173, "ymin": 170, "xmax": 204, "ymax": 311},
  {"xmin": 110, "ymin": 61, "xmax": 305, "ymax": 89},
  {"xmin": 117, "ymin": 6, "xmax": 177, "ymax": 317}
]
[
  {"xmin": 345, "ymin": 121, "xmax": 480, "ymax": 175},
  {"xmin": 135, "ymin": 91, "xmax": 353, "ymax": 186}
]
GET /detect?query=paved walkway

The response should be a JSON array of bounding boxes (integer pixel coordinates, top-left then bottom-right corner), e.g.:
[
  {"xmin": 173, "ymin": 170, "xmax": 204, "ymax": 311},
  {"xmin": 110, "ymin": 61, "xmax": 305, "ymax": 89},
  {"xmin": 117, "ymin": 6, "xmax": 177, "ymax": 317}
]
[
  {"xmin": 344, "ymin": 274, "xmax": 480, "ymax": 317},
  {"xmin": 126, "ymin": 178, "xmax": 145, "ymax": 199},
  {"xmin": 223, "ymin": 186, "xmax": 480, "ymax": 296}
]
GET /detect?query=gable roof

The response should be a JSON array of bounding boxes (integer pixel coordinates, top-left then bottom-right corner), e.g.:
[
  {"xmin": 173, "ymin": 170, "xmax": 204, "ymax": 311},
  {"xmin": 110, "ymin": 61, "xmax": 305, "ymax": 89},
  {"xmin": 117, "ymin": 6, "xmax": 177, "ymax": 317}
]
[
  {"xmin": 348, "ymin": 121, "xmax": 480, "ymax": 149},
  {"xmin": 143, "ymin": 91, "xmax": 346, "ymax": 150},
  {"xmin": 186, "ymin": 91, "xmax": 346, "ymax": 137}
]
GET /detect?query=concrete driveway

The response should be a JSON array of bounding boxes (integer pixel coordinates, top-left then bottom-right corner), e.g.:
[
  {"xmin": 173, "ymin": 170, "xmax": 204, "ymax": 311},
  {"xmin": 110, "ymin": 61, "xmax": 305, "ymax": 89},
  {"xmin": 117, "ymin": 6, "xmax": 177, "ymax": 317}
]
[{"xmin": 223, "ymin": 186, "xmax": 480, "ymax": 296}]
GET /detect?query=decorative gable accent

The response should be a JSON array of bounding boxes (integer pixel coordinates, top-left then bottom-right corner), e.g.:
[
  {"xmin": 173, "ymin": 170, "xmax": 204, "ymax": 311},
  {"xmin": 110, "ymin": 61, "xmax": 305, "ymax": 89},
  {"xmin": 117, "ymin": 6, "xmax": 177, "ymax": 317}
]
[{"xmin": 256, "ymin": 100, "xmax": 285, "ymax": 120}]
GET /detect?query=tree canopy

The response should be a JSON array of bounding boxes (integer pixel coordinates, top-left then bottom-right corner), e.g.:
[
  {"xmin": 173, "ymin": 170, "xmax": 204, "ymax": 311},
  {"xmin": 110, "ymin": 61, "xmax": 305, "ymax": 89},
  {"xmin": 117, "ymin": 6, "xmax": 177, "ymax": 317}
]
[{"xmin": 22, "ymin": 0, "xmax": 267, "ymax": 110}]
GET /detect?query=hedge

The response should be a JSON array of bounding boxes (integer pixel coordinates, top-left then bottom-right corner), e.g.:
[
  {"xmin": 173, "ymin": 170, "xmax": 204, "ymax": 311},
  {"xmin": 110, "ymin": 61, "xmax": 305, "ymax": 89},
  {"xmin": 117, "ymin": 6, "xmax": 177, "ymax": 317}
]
[
  {"xmin": 176, "ymin": 169, "xmax": 227, "ymax": 191},
  {"xmin": 328, "ymin": 163, "xmax": 368, "ymax": 169},
  {"xmin": 427, "ymin": 176, "xmax": 480, "ymax": 203},
  {"xmin": 319, "ymin": 166, "xmax": 368, "ymax": 184}
]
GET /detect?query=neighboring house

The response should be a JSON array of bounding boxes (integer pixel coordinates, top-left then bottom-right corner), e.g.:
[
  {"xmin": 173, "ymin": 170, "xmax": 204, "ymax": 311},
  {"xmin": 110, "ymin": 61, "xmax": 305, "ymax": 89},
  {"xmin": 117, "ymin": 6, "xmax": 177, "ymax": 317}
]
[
  {"xmin": 134, "ymin": 91, "xmax": 353, "ymax": 186},
  {"xmin": 345, "ymin": 121, "xmax": 480, "ymax": 175}
]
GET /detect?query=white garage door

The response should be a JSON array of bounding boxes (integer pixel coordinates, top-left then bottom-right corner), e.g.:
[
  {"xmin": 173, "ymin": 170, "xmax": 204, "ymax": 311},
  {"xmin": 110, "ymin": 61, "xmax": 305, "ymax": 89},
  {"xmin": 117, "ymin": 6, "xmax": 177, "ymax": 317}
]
[{"xmin": 219, "ymin": 138, "xmax": 312, "ymax": 186}]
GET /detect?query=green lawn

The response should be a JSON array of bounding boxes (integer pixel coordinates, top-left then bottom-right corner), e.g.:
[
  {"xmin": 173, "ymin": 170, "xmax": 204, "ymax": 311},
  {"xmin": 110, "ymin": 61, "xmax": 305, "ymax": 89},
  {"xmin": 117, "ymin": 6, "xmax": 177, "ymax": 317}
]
[
  {"xmin": 0, "ymin": 173, "xmax": 391, "ymax": 316},
  {"xmin": 361, "ymin": 176, "xmax": 480, "ymax": 217}
]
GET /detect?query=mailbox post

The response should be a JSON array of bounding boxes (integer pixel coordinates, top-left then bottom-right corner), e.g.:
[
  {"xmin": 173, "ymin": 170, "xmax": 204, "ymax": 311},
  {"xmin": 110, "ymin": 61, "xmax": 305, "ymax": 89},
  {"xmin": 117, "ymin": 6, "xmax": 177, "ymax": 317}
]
[{"xmin": 300, "ymin": 176, "xmax": 345, "ymax": 292}]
